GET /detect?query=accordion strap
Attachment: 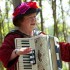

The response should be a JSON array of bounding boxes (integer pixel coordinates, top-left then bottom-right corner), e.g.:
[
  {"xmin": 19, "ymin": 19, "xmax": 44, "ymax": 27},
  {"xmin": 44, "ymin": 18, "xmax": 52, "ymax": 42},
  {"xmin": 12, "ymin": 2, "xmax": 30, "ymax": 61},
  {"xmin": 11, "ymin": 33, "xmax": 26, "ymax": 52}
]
[
  {"xmin": 5, "ymin": 30, "xmax": 31, "ymax": 38},
  {"xmin": 49, "ymin": 36, "xmax": 62, "ymax": 70}
]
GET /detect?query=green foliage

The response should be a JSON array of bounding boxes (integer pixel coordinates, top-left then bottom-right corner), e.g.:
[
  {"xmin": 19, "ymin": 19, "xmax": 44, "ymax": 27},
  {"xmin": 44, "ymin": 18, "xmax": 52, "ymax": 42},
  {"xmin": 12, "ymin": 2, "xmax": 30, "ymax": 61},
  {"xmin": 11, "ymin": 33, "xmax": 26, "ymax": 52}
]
[
  {"xmin": 58, "ymin": 24, "xmax": 63, "ymax": 33},
  {"xmin": 47, "ymin": 26, "xmax": 54, "ymax": 35},
  {"xmin": 44, "ymin": 28, "xmax": 49, "ymax": 34},
  {"xmin": 62, "ymin": 62, "xmax": 69, "ymax": 70},
  {"xmin": 67, "ymin": 29, "xmax": 70, "ymax": 35},
  {"xmin": 0, "ymin": 62, "xmax": 4, "ymax": 70},
  {"xmin": 1, "ymin": 22, "xmax": 14, "ymax": 36},
  {"xmin": 36, "ymin": 23, "xmax": 41, "ymax": 31}
]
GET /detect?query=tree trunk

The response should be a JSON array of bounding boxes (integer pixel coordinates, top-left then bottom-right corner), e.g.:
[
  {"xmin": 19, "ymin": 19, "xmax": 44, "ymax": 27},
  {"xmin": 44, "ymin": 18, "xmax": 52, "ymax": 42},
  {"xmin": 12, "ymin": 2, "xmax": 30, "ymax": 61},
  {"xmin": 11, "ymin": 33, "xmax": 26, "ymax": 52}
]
[
  {"xmin": 12, "ymin": 0, "xmax": 22, "ymax": 8},
  {"xmin": 0, "ymin": 22, "xmax": 2, "ymax": 45},
  {"xmin": 39, "ymin": 0, "xmax": 44, "ymax": 32},
  {"xmin": 5, "ymin": 1, "xmax": 10, "ymax": 32},
  {"xmin": 52, "ymin": 0, "xmax": 58, "ymax": 37},
  {"xmin": 0, "ymin": 9, "xmax": 2, "ymax": 45},
  {"xmin": 60, "ymin": 0, "xmax": 67, "ymax": 41}
]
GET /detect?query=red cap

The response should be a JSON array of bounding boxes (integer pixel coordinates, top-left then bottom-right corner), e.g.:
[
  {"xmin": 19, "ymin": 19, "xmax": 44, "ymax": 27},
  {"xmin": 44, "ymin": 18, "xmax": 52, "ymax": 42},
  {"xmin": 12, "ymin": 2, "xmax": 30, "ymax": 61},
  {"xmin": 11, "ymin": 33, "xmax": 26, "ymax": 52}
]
[{"xmin": 13, "ymin": 1, "xmax": 40, "ymax": 17}]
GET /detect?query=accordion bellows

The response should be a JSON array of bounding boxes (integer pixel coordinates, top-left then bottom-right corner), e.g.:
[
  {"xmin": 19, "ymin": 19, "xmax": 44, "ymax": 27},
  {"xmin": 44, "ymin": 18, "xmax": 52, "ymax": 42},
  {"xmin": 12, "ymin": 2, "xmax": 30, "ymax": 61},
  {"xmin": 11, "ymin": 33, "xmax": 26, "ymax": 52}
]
[{"xmin": 15, "ymin": 35, "xmax": 62, "ymax": 70}]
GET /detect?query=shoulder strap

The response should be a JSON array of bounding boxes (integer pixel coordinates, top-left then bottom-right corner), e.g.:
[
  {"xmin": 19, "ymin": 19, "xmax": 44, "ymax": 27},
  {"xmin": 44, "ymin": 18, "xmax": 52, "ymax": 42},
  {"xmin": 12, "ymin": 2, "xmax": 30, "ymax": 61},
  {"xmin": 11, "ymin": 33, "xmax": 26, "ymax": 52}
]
[
  {"xmin": 5, "ymin": 30, "xmax": 31, "ymax": 38},
  {"xmin": 49, "ymin": 36, "xmax": 62, "ymax": 69},
  {"xmin": 5, "ymin": 30, "xmax": 24, "ymax": 38}
]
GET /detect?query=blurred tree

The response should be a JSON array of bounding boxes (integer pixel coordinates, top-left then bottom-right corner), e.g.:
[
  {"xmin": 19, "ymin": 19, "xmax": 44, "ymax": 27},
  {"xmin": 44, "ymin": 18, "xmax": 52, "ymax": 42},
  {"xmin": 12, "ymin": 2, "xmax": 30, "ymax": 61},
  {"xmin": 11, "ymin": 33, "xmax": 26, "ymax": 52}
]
[
  {"xmin": 5, "ymin": 0, "xmax": 10, "ymax": 32},
  {"xmin": 39, "ymin": 0, "xmax": 44, "ymax": 32},
  {"xmin": 51, "ymin": 0, "xmax": 58, "ymax": 37},
  {"xmin": 60, "ymin": 0, "xmax": 67, "ymax": 41},
  {"xmin": 12, "ymin": 0, "xmax": 22, "ymax": 8},
  {"xmin": 0, "ymin": 9, "xmax": 2, "ymax": 45}
]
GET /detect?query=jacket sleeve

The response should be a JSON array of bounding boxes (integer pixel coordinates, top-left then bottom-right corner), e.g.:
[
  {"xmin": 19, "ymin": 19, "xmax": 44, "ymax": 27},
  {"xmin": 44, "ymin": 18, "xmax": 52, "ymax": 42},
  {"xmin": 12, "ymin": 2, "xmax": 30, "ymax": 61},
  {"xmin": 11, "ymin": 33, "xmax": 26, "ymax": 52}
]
[
  {"xmin": 59, "ymin": 42, "xmax": 70, "ymax": 62},
  {"xmin": 0, "ymin": 34, "xmax": 19, "ymax": 68}
]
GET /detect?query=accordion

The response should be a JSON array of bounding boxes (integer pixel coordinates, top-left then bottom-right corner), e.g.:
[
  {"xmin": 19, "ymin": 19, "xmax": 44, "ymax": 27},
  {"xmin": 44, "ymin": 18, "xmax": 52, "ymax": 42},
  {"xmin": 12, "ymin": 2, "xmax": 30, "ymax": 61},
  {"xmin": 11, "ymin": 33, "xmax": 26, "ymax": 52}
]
[{"xmin": 15, "ymin": 35, "xmax": 62, "ymax": 70}]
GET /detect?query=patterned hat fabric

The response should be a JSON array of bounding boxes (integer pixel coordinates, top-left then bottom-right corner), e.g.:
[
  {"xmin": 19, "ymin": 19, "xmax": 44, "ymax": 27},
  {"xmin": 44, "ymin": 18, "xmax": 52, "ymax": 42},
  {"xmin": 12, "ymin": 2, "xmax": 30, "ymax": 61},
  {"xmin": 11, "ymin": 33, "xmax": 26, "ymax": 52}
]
[{"xmin": 13, "ymin": 1, "xmax": 40, "ymax": 18}]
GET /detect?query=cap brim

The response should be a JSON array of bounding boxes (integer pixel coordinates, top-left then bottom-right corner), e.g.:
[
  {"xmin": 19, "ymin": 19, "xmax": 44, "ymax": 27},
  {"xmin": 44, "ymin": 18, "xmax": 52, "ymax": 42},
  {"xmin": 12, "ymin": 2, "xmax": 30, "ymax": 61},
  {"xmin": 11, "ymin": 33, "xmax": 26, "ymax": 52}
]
[{"xmin": 36, "ymin": 8, "xmax": 41, "ymax": 14}]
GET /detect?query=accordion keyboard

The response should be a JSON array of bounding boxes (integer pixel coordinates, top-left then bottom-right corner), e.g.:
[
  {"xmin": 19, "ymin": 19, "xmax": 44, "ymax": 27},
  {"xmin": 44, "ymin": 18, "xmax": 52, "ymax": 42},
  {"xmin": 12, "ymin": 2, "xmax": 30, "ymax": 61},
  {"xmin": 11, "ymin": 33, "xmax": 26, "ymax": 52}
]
[{"xmin": 16, "ymin": 39, "xmax": 36, "ymax": 70}]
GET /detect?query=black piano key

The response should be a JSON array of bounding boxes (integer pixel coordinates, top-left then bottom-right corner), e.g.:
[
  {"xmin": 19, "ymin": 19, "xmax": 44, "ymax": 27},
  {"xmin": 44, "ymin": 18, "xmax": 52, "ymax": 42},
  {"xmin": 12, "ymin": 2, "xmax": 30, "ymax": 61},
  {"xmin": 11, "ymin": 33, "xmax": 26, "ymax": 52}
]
[
  {"xmin": 21, "ymin": 40, "xmax": 29, "ymax": 42},
  {"xmin": 24, "ymin": 68, "xmax": 32, "ymax": 69},
  {"xmin": 22, "ymin": 46, "xmax": 30, "ymax": 47},
  {"xmin": 24, "ymin": 65, "xmax": 32, "ymax": 69},
  {"xmin": 23, "ymin": 61, "xmax": 30, "ymax": 63},
  {"xmin": 21, "ymin": 42, "xmax": 29, "ymax": 44},
  {"xmin": 24, "ymin": 65, "xmax": 32, "ymax": 66}
]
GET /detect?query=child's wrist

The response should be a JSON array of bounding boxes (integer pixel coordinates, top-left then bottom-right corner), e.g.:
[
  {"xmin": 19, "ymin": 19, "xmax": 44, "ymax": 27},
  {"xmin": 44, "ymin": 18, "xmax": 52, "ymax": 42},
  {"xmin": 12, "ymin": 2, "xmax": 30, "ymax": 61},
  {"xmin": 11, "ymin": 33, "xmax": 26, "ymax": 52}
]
[{"xmin": 14, "ymin": 49, "xmax": 19, "ymax": 56}]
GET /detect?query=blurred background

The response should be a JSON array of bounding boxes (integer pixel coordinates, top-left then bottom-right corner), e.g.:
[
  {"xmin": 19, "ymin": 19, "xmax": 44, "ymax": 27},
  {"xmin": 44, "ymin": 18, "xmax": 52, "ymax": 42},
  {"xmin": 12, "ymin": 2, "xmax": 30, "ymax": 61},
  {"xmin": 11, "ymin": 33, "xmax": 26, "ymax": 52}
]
[{"xmin": 0, "ymin": 0, "xmax": 70, "ymax": 70}]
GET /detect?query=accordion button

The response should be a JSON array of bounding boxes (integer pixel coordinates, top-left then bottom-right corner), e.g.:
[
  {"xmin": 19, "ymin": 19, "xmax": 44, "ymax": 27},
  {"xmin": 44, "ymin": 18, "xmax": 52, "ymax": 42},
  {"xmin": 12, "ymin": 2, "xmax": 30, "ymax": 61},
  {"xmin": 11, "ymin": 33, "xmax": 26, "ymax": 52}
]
[{"xmin": 30, "ymin": 56, "xmax": 34, "ymax": 59}]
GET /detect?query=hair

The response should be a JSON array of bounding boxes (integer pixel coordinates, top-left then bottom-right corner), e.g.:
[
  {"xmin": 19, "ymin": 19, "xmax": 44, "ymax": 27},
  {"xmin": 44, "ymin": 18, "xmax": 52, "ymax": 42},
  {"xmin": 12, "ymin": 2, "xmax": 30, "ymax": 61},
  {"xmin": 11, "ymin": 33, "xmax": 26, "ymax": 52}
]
[{"xmin": 13, "ymin": 8, "xmax": 40, "ymax": 27}]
